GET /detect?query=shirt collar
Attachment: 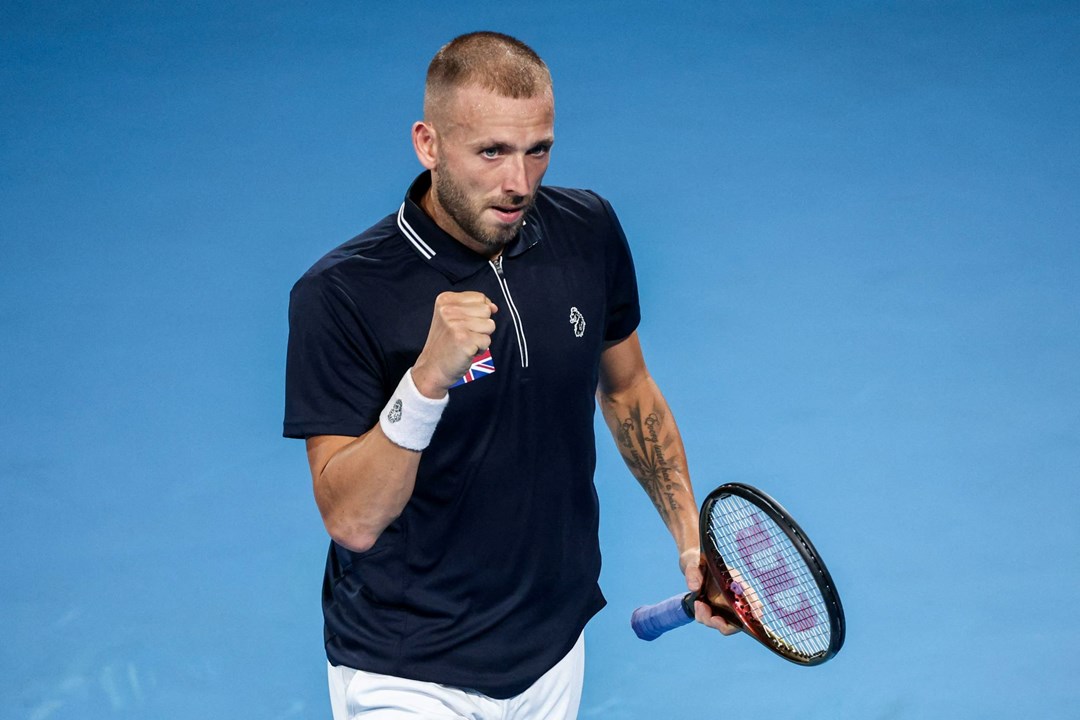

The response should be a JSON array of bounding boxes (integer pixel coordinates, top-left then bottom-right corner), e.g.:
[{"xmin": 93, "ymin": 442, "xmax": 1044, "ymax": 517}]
[{"xmin": 397, "ymin": 172, "xmax": 542, "ymax": 283}]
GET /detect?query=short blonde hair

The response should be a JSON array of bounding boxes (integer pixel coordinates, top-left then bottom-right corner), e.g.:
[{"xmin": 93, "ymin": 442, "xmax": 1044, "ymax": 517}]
[{"xmin": 424, "ymin": 32, "xmax": 552, "ymax": 121}]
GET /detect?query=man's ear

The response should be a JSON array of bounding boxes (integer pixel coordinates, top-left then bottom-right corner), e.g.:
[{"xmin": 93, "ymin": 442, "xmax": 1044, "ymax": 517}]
[{"xmin": 412, "ymin": 121, "xmax": 438, "ymax": 170}]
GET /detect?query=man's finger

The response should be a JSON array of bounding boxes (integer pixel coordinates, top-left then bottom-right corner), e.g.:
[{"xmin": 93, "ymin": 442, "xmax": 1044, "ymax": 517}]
[{"xmin": 695, "ymin": 599, "xmax": 741, "ymax": 636}]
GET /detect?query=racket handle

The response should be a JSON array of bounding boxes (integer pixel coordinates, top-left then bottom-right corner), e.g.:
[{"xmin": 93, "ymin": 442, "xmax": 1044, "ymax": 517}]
[{"xmin": 631, "ymin": 592, "xmax": 696, "ymax": 641}]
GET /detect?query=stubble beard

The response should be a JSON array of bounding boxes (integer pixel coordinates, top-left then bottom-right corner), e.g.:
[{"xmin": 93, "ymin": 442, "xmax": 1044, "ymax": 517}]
[{"xmin": 433, "ymin": 165, "xmax": 530, "ymax": 253}]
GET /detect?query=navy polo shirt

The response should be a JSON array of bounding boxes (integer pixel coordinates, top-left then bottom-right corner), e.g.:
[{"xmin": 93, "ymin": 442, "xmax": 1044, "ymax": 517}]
[{"xmin": 284, "ymin": 172, "xmax": 640, "ymax": 698}]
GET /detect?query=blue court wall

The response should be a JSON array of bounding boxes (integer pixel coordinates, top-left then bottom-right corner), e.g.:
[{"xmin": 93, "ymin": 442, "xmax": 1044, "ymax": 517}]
[{"xmin": 2, "ymin": 2, "xmax": 1077, "ymax": 718}]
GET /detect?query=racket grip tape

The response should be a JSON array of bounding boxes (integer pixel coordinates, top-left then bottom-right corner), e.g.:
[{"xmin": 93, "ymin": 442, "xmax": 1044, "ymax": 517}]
[{"xmin": 630, "ymin": 592, "xmax": 697, "ymax": 640}]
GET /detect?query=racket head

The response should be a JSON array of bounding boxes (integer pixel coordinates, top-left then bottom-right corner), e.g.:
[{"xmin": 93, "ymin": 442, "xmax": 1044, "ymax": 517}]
[{"xmin": 699, "ymin": 483, "xmax": 845, "ymax": 665}]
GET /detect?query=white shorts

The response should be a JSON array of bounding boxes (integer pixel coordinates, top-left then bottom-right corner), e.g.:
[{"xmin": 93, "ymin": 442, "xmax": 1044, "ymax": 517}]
[{"xmin": 327, "ymin": 632, "xmax": 585, "ymax": 720}]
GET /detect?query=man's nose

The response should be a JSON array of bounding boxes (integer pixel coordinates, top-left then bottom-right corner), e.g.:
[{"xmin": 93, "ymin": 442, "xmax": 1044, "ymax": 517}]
[{"xmin": 501, "ymin": 154, "xmax": 529, "ymax": 198}]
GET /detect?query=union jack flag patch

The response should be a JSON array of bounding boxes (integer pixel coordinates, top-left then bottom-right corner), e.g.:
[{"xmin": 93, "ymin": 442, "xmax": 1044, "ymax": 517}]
[{"xmin": 450, "ymin": 349, "xmax": 496, "ymax": 388}]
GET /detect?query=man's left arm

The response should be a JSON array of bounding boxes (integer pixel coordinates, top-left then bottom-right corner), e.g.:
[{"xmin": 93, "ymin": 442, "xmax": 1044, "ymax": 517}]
[{"xmin": 597, "ymin": 331, "xmax": 737, "ymax": 635}]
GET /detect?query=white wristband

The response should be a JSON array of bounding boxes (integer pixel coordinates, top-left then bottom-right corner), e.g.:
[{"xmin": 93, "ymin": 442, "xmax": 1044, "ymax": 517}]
[{"xmin": 379, "ymin": 368, "xmax": 449, "ymax": 451}]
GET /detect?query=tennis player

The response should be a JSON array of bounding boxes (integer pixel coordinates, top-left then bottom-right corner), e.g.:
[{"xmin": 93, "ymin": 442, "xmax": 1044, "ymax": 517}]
[{"xmin": 284, "ymin": 31, "xmax": 734, "ymax": 719}]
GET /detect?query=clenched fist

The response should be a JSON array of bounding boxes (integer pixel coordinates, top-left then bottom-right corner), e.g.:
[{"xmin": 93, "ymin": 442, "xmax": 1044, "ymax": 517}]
[{"xmin": 411, "ymin": 291, "xmax": 498, "ymax": 399}]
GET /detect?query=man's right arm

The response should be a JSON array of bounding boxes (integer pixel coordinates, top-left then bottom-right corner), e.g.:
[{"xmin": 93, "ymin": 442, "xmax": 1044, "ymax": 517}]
[
  {"xmin": 306, "ymin": 429, "xmax": 421, "ymax": 553},
  {"xmin": 305, "ymin": 291, "xmax": 497, "ymax": 553}
]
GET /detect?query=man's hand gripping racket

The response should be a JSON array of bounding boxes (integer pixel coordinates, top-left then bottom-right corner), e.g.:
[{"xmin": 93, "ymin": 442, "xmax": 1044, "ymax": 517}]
[{"xmin": 631, "ymin": 483, "xmax": 845, "ymax": 666}]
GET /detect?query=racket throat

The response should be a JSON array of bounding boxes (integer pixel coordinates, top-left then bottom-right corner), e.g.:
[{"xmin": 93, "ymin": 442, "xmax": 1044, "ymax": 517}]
[{"xmin": 684, "ymin": 589, "xmax": 744, "ymax": 631}]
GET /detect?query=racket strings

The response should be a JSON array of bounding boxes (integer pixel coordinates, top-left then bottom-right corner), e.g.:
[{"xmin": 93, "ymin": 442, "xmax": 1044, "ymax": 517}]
[{"xmin": 708, "ymin": 497, "xmax": 832, "ymax": 660}]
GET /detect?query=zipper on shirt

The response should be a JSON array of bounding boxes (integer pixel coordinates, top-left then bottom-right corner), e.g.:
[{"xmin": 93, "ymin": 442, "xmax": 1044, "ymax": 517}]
[{"xmin": 489, "ymin": 256, "xmax": 529, "ymax": 368}]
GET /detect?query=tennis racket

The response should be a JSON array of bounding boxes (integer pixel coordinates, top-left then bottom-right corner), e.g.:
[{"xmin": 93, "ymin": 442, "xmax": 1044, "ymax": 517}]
[{"xmin": 630, "ymin": 482, "xmax": 845, "ymax": 666}]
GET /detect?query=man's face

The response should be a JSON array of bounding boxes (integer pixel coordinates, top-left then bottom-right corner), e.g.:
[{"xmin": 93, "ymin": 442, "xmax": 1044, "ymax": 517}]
[{"xmin": 423, "ymin": 83, "xmax": 555, "ymax": 255}]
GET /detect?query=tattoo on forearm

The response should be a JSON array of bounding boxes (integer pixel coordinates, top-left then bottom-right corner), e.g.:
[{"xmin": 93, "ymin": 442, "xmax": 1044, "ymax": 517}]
[{"xmin": 614, "ymin": 406, "xmax": 681, "ymax": 524}]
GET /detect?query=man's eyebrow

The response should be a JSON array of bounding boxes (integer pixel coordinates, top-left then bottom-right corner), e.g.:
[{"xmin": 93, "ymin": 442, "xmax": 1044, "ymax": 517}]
[{"xmin": 472, "ymin": 137, "xmax": 554, "ymax": 151}]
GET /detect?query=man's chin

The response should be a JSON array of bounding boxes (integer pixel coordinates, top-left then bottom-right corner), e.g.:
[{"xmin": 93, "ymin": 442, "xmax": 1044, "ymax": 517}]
[
  {"xmin": 475, "ymin": 216, "xmax": 524, "ymax": 246},
  {"xmin": 491, "ymin": 222, "xmax": 525, "ymax": 247},
  {"xmin": 453, "ymin": 210, "xmax": 527, "ymax": 254}
]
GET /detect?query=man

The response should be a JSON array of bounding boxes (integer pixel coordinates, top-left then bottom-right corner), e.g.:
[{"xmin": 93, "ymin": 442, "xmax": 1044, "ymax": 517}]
[{"xmin": 284, "ymin": 31, "xmax": 732, "ymax": 719}]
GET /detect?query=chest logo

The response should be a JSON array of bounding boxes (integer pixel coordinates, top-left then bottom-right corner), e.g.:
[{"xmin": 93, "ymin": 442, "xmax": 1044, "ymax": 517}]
[{"xmin": 569, "ymin": 307, "xmax": 586, "ymax": 338}]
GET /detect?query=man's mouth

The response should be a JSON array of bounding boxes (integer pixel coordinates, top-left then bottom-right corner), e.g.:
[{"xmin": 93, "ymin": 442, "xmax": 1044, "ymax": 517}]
[{"xmin": 490, "ymin": 205, "xmax": 526, "ymax": 223}]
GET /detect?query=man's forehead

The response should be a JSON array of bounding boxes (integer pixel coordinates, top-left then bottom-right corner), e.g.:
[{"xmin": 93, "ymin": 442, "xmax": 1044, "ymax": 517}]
[{"xmin": 436, "ymin": 82, "xmax": 554, "ymax": 125}]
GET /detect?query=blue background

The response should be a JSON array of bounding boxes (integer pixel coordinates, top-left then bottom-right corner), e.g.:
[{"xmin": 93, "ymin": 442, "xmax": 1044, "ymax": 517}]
[{"xmin": 2, "ymin": 2, "xmax": 1077, "ymax": 718}]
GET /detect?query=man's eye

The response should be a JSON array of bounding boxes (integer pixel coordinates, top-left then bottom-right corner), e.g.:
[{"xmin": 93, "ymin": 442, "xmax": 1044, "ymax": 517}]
[
  {"xmin": 481, "ymin": 148, "xmax": 499, "ymax": 158},
  {"xmin": 529, "ymin": 145, "xmax": 550, "ymax": 157}
]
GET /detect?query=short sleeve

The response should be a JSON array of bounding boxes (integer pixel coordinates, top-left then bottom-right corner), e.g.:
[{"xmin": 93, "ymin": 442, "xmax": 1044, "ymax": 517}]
[
  {"xmin": 595, "ymin": 195, "xmax": 641, "ymax": 342},
  {"xmin": 283, "ymin": 269, "xmax": 387, "ymax": 439}
]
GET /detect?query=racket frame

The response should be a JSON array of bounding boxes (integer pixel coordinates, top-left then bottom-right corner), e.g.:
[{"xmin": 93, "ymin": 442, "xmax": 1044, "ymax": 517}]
[{"xmin": 699, "ymin": 482, "xmax": 846, "ymax": 666}]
